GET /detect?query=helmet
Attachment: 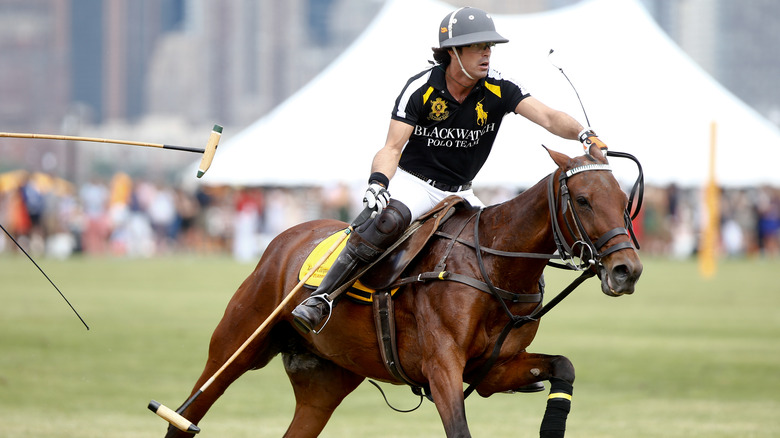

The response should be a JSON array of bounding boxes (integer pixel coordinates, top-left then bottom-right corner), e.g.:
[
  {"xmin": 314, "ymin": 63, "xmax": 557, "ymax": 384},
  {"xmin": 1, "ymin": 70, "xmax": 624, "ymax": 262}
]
[{"xmin": 438, "ymin": 7, "xmax": 508, "ymax": 48}]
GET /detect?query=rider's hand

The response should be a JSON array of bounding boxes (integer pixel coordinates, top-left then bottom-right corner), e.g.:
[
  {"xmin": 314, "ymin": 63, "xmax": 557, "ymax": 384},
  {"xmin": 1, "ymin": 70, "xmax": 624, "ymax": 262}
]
[
  {"xmin": 363, "ymin": 181, "xmax": 390, "ymax": 215},
  {"xmin": 579, "ymin": 129, "xmax": 608, "ymax": 154}
]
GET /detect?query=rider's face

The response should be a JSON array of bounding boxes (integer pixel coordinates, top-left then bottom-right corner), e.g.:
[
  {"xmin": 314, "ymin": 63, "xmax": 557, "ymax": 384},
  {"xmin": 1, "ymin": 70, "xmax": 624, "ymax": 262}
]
[
  {"xmin": 452, "ymin": 43, "xmax": 495, "ymax": 79},
  {"xmin": 454, "ymin": 42, "xmax": 494, "ymax": 79}
]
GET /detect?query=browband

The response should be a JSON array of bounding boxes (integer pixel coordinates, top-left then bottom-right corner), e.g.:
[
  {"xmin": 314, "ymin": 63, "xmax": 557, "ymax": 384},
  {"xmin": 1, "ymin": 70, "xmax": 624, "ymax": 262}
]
[{"xmin": 564, "ymin": 164, "xmax": 611, "ymax": 178}]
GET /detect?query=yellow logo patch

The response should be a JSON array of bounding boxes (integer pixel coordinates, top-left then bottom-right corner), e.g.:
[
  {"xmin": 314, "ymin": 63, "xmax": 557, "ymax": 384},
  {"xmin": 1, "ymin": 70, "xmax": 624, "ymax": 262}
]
[
  {"xmin": 476, "ymin": 99, "xmax": 488, "ymax": 126},
  {"xmin": 429, "ymin": 97, "xmax": 450, "ymax": 121}
]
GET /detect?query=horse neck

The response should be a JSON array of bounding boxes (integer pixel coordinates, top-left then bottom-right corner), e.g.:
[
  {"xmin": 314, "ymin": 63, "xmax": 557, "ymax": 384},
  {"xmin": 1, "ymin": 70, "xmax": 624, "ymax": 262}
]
[{"xmin": 479, "ymin": 176, "xmax": 557, "ymax": 257}]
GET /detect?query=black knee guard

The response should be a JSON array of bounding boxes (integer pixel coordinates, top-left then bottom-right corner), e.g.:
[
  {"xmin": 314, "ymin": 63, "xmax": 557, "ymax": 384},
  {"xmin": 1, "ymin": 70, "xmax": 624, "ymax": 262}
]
[{"xmin": 350, "ymin": 199, "xmax": 412, "ymax": 262}]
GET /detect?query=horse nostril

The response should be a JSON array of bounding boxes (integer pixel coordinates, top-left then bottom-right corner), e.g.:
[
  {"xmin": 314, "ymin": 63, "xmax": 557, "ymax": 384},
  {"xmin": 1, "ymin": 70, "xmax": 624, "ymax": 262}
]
[
  {"xmin": 611, "ymin": 264, "xmax": 630, "ymax": 284},
  {"xmin": 610, "ymin": 260, "xmax": 643, "ymax": 288}
]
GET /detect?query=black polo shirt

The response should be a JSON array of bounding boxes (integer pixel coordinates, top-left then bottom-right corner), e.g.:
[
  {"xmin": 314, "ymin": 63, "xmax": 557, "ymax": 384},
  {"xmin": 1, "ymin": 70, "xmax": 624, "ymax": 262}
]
[{"xmin": 391, "ymin": 65, "xmax": 530, "ymax": 186}]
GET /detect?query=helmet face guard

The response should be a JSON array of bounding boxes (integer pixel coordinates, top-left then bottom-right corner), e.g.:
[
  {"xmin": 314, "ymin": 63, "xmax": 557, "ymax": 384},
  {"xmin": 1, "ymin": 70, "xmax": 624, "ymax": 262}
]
[{"xmin": 439, "ymin": 7, "xmax": 508, "ymax": 49}]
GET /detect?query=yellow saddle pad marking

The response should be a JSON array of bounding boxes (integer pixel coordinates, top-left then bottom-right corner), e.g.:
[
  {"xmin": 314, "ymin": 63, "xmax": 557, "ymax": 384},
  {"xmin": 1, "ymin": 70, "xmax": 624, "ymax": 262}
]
[{"xmin": 299, "ymin": 229, "xmax": 397, "ymax": 303}]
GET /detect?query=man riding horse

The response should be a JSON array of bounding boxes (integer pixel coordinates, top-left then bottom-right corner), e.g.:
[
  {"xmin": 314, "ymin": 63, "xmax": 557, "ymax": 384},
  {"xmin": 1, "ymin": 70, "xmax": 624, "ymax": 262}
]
[{"xmin": 292, "ymin": 6, "xmax": 609, "ymax": 333}]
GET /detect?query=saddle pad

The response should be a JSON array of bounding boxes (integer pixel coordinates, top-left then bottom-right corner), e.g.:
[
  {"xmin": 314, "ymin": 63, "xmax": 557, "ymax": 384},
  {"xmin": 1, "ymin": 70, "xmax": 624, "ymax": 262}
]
[{"xmin": 298, "ymin": 229, "xmax": 397, "ymax": 303}]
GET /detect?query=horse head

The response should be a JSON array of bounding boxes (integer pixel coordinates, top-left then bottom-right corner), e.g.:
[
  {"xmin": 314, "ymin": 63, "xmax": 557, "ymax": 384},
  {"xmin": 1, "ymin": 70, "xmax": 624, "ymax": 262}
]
[{"xmin": 545, "ymin": 144, "xmax": 643, "ymax": 296}]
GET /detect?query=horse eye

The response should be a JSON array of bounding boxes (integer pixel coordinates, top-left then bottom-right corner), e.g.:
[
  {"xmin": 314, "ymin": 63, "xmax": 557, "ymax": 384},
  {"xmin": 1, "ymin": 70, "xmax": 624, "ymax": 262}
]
[{"xmin": 575, "ymin": 196, "xmax": 590, "ymax": 208}]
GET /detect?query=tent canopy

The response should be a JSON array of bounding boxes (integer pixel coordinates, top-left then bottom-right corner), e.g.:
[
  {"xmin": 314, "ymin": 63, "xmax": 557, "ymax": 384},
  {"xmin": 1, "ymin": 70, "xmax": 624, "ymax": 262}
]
[{"xmin": 192, "ymin": 0, "xmax": 780, "ymax": 188}]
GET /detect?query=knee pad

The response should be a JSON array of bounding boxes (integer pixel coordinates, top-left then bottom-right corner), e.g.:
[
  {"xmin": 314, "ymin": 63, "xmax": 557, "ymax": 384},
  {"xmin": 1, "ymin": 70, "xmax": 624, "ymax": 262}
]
[
  {"xmin": 351, "ymin": 200, "xmax": 412, "ymax": 261},
  {"xmin": 372, "ymin": 199, "xmax": 412, "ymax": 238}
]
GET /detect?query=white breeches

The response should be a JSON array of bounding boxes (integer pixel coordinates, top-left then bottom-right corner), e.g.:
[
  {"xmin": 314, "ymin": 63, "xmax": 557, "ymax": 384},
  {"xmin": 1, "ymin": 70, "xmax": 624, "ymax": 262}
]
[{"xmin": 389, "ymin": 168, "xmax": 485, "ymax": 222}]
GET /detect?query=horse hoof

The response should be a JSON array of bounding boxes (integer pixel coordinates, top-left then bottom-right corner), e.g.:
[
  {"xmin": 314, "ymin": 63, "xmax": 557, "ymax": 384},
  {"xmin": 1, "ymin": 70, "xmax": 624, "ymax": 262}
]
[{"xmin": 504, "ymin": 381, "xmax": 546, "ymax": 393}]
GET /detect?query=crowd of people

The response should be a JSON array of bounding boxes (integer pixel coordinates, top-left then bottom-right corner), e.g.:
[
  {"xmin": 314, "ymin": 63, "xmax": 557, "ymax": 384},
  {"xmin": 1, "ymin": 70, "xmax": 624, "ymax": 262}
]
[
  {"xmin": 0, "ymin": 172, "xmax": 356, "ymax": 262},
  {"xmin": 1, "ymin": 171, "xmax": 779, "ymax": 262},
  {"xmin": 636, "ymin": 183, "xmax": 780, "ymax": 258}
]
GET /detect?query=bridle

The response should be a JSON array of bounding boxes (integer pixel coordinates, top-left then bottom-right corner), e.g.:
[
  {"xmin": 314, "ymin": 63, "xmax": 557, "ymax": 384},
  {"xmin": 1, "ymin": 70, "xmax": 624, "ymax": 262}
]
[
  {"xmin": 459, "ymin": 150, "xmax": 644, "ymax": 400},
  {"xmin": 547, "ymin": 150, "xmax": 644, "ymax": 273}
]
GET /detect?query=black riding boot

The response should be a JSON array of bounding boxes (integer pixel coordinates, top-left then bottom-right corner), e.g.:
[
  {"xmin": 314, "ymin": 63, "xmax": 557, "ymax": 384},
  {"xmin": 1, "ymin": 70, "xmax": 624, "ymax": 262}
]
[
  {"xmin": 292, "ymin": 199, "xmax": 412, "ymax": 334},
  {"xmin": 291, "ymin": 240, "xmax": 366, "ymax": 333}
]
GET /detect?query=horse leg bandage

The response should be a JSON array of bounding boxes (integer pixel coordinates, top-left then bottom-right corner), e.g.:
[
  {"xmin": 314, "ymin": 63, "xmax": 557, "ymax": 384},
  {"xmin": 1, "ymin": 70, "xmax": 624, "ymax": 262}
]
[{"xmin": 539, "ymin": 378, "xmax": 573, "ymax": 438}]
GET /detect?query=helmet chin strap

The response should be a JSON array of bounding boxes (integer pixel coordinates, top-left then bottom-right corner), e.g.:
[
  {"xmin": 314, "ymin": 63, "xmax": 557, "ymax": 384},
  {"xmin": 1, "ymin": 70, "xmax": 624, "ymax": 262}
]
[{"xmin": 452, "ymin": 47, "xmax": 475, "ymax": 80}]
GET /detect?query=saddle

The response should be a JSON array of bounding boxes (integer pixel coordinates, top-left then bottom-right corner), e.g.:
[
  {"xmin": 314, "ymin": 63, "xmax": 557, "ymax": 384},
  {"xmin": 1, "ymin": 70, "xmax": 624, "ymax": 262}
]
[
  {"xmin": 298, "ymin": 195, "xmax": 469, "ymax": 302},
  {"xmin": 361, "ymin": 195, "xmax": 469, "ymax": 290}
]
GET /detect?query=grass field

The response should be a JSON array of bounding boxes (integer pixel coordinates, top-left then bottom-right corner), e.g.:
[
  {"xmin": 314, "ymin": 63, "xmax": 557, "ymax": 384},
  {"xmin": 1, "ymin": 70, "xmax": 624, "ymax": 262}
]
[{"xmin": 1, "ymin": 254, "xmax": 779, "ymax": 437}]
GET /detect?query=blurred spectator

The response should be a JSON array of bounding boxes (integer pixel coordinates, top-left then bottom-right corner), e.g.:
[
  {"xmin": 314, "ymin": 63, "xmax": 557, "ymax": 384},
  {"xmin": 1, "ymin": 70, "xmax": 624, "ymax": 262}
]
[
  {"xmin": 232, "ymin": 188, "xmax": 263, "ymax": 262},
  {"xmin": 20, "ymin": 174, "xmax": 46, "ymax": 253},
  {"xmin": 175, "ymin": 188, "xmax": 201, "ymax": 250},
  {"xmin": 147, "ymin": 184, "xmax": 177, "ymax": 252},
  {"xmin": 79, "ymin": 179, "xmax": 110, "ymax": 254},
  {"xmin": 756, "ymin": 186, "xmax": 780, "ymax": 256},
  {"xmin": 10, "ymin": 186, "xmax": 31, "ymax": 237}
]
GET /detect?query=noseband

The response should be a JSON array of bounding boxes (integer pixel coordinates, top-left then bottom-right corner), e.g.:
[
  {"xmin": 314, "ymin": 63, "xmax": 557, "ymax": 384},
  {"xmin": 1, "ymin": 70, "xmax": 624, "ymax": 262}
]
[{"xmin": 547, "ymin": 151, "xmax": 644, "ymax": 271}]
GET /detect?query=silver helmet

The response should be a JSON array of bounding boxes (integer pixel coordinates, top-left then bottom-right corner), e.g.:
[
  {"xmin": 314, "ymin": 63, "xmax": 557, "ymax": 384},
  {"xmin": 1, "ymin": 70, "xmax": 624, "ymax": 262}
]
[{"xmin": 438, "ymin": 7, "xmax": 508, "ymax": 48}]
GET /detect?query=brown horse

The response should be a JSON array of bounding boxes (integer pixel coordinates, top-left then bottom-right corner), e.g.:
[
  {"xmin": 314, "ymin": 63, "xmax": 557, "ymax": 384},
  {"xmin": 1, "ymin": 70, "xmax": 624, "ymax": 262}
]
[{"xmin": 162, "ymin": 145, "xmax": 642, "ymax": 438}]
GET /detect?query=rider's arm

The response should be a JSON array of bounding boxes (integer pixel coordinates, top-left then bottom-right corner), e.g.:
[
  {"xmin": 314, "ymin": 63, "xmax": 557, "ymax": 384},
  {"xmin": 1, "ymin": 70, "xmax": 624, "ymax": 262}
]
[
  {"xmin": 370, "ymin": 119, "xmax": 414, "ymax": 182},
  {"xmin": 514, "ymin": 97, "xmax": 583, "ymax": 140}
]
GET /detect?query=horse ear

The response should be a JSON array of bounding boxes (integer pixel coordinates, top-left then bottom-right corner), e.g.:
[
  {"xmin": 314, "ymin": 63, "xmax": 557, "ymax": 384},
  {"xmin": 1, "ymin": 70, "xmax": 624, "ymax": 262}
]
[
  {"xmin": 542, "ymin": 144, "xmax": 572, "ymax": 169},
  {"xmin": 589, "ymin": 143, "xmax": 608, "ymax": 163}
]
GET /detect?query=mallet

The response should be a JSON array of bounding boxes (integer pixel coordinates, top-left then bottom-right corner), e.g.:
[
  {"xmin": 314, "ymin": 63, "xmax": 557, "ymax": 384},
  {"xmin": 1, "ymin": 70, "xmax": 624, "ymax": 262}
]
[
  {"xmin": 148, "ymin": 228, "xmax": 351, "ymax": 433},
  {"xmin": 0, "ymin": 124, "xmax": 222, "ymax": 178},
  {"xmin": 148, "ymin": 207, "xmax": 373, "ymax": 434}
]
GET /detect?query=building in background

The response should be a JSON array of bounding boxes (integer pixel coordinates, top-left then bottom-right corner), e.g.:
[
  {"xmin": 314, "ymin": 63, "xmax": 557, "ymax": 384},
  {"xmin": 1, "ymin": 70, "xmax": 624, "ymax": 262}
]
[{"xmin": 0, "ymin": 0, "xmax": 778, "ymax": 180}]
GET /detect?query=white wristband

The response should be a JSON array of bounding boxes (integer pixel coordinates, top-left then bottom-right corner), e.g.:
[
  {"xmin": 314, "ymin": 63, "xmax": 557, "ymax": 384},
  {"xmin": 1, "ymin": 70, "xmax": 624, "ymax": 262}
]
[{"xmin": 578, "ymin": 128, "xmax": 596, "ymax": 143}]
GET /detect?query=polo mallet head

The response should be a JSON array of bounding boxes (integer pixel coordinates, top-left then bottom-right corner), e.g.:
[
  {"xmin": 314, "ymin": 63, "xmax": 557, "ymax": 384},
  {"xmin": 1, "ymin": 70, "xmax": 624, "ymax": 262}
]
[
  {"xmin": 148, "ymin": 400, "xmax": 200, "ymax": 434},
  {"xmin": 0, "ymin": 124, "xmax": 223, "ymax": 179},
  {"xmin": 197, "ymin": 124, "xmax": 222, "ymax": 178}
]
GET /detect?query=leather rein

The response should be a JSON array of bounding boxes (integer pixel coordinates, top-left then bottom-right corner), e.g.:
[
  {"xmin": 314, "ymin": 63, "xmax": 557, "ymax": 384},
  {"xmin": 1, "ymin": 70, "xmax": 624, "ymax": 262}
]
[{"xmin": 460, "ymin": 151, "xmax": 644, "ymax": 399}]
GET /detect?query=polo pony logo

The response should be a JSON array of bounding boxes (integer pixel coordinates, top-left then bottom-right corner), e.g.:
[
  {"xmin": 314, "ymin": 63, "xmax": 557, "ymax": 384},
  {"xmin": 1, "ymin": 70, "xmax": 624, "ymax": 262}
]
[
  {"xmin": 429, "ymin": 97, "xmax": 449, "ymax": 121},
  {"xmin": 476, "ymin": 99, "xmax": 488, "ymax": 126}
]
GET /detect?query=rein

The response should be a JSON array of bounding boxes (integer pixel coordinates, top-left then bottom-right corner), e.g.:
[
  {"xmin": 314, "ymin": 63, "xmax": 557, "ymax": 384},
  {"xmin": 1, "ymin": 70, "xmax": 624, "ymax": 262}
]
[{"xmin": 461, "ymin": 151, "xmax": 644, "ymax": 399}]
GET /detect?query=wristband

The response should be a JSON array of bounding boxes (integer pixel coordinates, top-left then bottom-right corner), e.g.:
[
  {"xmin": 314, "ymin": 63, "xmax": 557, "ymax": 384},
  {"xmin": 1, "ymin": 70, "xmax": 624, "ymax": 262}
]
[
  {"xmin": 578, "ymin": 128, "xmax": 597, "ymax": 143},
  {"xmin": 368, "ymin": 171, "xmax": 390, "ymax": 188}
]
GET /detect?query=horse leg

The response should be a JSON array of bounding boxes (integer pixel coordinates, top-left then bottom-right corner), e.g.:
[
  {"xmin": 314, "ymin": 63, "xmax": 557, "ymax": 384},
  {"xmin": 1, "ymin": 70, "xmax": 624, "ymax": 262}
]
[
  {"xmin": 418, "ymin": 352, "xmax": 472, "ymax": 438},
  {"xmin": 281, "ymin": 351, "xmax": 365, "ymax": 438},
  {"xmin": 162, "ymin": 288, "xmax": 291, "ymax": 438},
  {"xmin": 473, "ymin": 352, "xmax": 575, "ymax": 438}
]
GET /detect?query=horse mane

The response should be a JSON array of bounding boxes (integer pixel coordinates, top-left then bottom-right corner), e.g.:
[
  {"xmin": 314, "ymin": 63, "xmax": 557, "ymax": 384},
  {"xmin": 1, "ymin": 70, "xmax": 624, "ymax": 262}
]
[{"xmin": 477, "ymin": 169, "xmax": 558, "ymax": 260}]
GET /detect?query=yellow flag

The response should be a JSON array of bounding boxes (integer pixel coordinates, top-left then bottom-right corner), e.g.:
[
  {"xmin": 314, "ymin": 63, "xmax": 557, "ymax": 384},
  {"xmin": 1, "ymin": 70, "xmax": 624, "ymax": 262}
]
[{"xmin": 699, "ymin": 121, "xmax": 719, "ymax": 278}]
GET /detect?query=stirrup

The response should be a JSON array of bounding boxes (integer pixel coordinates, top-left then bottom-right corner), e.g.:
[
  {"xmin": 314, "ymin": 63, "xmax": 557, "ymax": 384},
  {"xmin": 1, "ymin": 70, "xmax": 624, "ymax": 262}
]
[{"xmin": 296, "ymin": 293, "xmax": 334, "ymax": 335}]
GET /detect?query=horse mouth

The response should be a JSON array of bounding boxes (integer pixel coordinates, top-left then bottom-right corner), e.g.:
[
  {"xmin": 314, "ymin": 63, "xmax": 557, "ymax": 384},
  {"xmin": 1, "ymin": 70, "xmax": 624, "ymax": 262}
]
[{"xmin": 598, "ymin": 265, "xmax": 634, "ymax": 297}]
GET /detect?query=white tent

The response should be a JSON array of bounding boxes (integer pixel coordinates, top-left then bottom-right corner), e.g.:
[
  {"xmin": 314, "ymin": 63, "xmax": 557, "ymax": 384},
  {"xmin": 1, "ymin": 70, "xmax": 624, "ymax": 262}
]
[{"xmin": 191, "ymin": 0, "xmax": 780, "ymax": 188}]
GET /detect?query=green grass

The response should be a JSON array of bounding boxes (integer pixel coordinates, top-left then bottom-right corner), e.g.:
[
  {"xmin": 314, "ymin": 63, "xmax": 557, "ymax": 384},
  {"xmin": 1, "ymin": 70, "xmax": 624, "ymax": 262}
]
[{"xmin": 1, "ymin": 254, "xmax": 779, "ymax": 437}]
